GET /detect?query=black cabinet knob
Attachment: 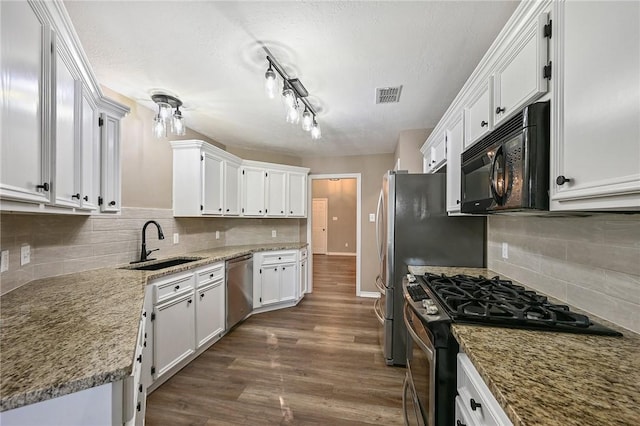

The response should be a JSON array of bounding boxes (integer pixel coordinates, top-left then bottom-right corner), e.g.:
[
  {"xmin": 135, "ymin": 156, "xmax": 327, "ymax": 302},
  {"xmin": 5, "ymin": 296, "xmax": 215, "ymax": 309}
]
[
  {"xmin": 281, "ymin": 210, "xmax": 284, "ymax": 214},
  {"xmin": 556, "ymin": 175, "xmax": 572, "ymax": 185},
  {"xmin": 36, "ymin": 182, "xmax": 49, "ymax": 191},
  {"xmin": 278, "ymin": 257, "xmax": 281, "ymax": 260},
  {"xmin": 496, "ymin": 106, "xmax": 505, "ymax": 114},
  {"xmin": 187, "ymin": 299, "xmax": 192, "ymax": 304},
  {"xmin": 137, "ymin": 354, "xmax": 142, "ymax": 363},
  {"xmin": 226, "ymin": 208, "xmax": 229, "ymax": 212},
  {"xmin": 175, "ymin": 285, "xmax": 180, "ymax": 290},
  {"xmin": 480, "ymin": 120, "xmax": 488, "ymax": 127},
  {"xmin": 290, "ymin": 211, "xmax": 293, "ymax": 214},
  {"xmin": 210, "ymin": 273, "xmax": 214, "ymax": 278},
  {"xmin": 259, "ymin": 210, "xmax": 262, "ymax": 213},
  {"xmin": 200, "ymin": 293, "xmax": 205, "ymax": 299},
  {"xmin": 218, "ymin": 208, "xmax": 222, "ymax": 211},
  {"xmin": 470, "ymin": 398, "xmax": 482, "ymax": 411},
  {"xmin": 139, "ymin": 384, "xmax": 143, "ymax": 393},
  {"xmin": 83, "ymin": 195, "xmax": 89, "ymax": 201},
  {"xmin": 136, "ymin": 402, "xmax": 141, "ymax": 412},
  {"xmin": 456, "ymin": 199, "xmax": 460, "ymax": 204},
  {"xmin": 109, "ymin": 200, "xmax": 116, "ymax": 206},
  {"xmin": 71, "ymin": 193, "xmax": 80, "ymax": 199}
]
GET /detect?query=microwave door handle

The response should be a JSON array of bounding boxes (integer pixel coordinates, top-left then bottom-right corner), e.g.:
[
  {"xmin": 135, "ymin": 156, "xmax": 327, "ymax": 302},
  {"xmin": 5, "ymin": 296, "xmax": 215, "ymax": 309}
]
[{"xmin": 490, "ymin": 145, "xmax": 504, "ymax": 205}]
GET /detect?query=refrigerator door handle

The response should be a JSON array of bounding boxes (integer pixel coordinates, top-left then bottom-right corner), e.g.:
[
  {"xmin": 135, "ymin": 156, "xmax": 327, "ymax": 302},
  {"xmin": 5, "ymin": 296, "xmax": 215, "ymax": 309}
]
[{"xmin": 375, "ymin": 188, "xmax": 384, "ymax": 263}]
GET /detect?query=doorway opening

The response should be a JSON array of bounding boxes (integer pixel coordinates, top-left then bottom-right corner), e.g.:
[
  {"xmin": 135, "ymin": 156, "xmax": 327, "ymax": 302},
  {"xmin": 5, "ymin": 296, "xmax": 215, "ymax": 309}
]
[{"xmin": 307, "ymin": 173, "xmax": 362, "ymax": 296}]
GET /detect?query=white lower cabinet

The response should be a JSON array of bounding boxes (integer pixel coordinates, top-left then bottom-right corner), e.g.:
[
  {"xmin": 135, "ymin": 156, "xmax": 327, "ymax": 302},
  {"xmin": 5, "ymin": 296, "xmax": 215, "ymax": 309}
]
[
  {"xmin": 153, "ymin": 291, "xmax": 195, "ymax": 379},
  {"xmin": 253, "ymin": 250, "xmax": 302, "ymax": 309},
  {"xmin": 195, "ymin": 263, "xmax": 225, "ymax": 348},
  {"xmin": 457, "ymin": 352, "xmax": 512, "ymax": 426},
  {"xmin": 298, "ymin": 248, "xmax": 308, "ymax": 299}
]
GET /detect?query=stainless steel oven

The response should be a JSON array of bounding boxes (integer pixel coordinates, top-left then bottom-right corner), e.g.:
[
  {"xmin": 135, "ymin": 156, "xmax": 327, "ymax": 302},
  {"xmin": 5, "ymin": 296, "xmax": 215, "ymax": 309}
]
[{"xmin": 403, "ymin": 304, "xmax": 434, "ymax": 426}]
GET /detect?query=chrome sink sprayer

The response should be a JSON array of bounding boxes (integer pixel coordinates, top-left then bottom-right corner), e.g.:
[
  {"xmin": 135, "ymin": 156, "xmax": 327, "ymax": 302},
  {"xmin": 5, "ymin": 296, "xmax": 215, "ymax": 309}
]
[{"xmin": 136, "ymin": 220, "xmax": 165, "ymax": 263}]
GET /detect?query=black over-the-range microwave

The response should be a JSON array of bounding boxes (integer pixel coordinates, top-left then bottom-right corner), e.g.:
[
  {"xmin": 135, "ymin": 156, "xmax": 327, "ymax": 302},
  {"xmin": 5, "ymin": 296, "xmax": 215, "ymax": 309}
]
[{"xmin": 461, "ymin": 101, "xmax": 550, "ymax": 214}]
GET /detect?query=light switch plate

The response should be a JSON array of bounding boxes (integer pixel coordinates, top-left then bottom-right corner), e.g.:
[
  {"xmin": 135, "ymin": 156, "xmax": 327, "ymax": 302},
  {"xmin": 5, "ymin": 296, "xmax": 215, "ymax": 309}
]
[
  {"xmin": 502, "ymin": 242, "xmax": 509, "ymax": 259},
  {"xmin": 369, "ymin": 213, "xmax": 375, "ymax": 222},
  {"xmin": 272, "ymin": 230, "xmax": 277, "ymax": 238},
  {"xmin": 1, "ymin": 250, "xmax": 8, "ymax": 272},
  {"xmin": 215, "ymin": 231, "xmax": 220, "ymax": 240},
  {"xmin": 173, "ymin": 233, "xmax": 179, "ymax": 244},
  {"xmin": 21, "ymin": 245, "xmax": 31, "ymax": 266}
]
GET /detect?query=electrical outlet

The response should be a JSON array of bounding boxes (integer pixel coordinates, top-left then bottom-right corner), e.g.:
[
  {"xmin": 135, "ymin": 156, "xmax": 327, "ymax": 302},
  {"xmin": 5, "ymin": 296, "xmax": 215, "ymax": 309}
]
[
  {"xmin": 345, "ymin": 243, "xmax": 348, "ymax": 248},
  {"xmin": 20, "ymin": 245, "xmax": 31, "ymax": 266},
  {"xmin": 502, "ymin": 242, "xmax": 509, "ymax": 259},
  {"xmin": 272, "ymin": 230, "xmax": 277, "ymax": 238},
  {"xmin": 369, "ymin": 213, "xmax": 375, "ymax": 222},
  {"xmin": 215, "ymin": 231, "xmax": 220, "ymax": 240},
  {"xmin": 173, "ymin": 233, "xmax": 179, "ymax": 244},
  {"xmin": 1, "ymin": 250, "xmax": 8, "ymax": 272},
  {"xmin": 332, "ymin": 216, "xmax": 338, "ymax": 221}
]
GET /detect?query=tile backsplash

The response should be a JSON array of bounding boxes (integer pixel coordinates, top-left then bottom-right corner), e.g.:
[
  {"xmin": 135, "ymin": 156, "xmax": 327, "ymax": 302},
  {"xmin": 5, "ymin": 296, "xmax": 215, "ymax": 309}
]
[
  {"xmin": 488, "ymin": 214, "xmax": 640, "ymax": 333},
  {"xmin": 0, "ymin": 208, "xmax": 303, "ymax": 295}
]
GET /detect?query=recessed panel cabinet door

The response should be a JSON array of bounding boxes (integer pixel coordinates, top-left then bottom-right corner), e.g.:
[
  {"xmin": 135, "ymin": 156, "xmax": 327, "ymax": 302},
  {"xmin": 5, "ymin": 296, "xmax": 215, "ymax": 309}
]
[
  {"xmin": 203, "ymin": 152, "xmax": 223, "ymax": 214},
  {"xmin": 100, "ymin": 113, "xmax": 121, "ymax": 212},
  {"xmin": 224, "ymin": 161, "xmax": 240, "ymax": 215},
  {"xmin": 80, "ymin": 91, "xmax": 99, "ymax": 210},
  {"xmin": 0, "ymin": 1, "xmax": 51, "ymax": 204},
  {"xmin": 279, "ymin": 263, "xmax": 297, "ymax": 303},
  {"xmin": 446, "ymin": 113, "xmax": 464, "ymax": 213},
  {"xmin": 196, "ymin": 282, "xmax": 225, "ymax": 348},
  {"xmin": 464, "ymin": 81, "xmax": 492, "ymax": 150},
  {"xmin": 551, "ymin": 1, "xmax": 640, "ymax": 210},
  {"xmin": 288, "ymin": 172, "xmax": 307, "ymax": 216},
  {"xmin": 260, "ymin": 266, "xmax": 280, "ymax": 306},
  {"xmin": 242, "ymin": 166, "xmax": 266, "ymax": 215},
  {"xmin": 153, "ymin": 293, "xmax": 195, "ymax": 378},
  {"xmin": 266, "ymin": 169, "xmax": 287, "ymax": 216}
]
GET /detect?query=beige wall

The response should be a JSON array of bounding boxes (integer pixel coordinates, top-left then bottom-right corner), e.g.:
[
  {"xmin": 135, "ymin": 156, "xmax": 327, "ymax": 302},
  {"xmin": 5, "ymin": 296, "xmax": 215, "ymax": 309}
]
[
  {"xmin": 226, "ymin": 146, "xmax": 302, "ymax": 167},
  {"xmin": 101, "ymin": 87, "xmax": 224, "ymax": 209},
  {"xmin": 0, "ymin": 208, "xmax": 302, "ymax": 295},
  {"xmin": 487, "ymin": 214, "xmax": 640, "ymax": 333},
  {"xmin": 301, "ymin": 154, "xmax": 394, "ymax": 293},
  {"xmin": 312, "ymin": 179, "xmax": 357, "ymax": 254},
  {"xmin": 393, "ymin": 128, "xmax": 432, "ymax": 173}
]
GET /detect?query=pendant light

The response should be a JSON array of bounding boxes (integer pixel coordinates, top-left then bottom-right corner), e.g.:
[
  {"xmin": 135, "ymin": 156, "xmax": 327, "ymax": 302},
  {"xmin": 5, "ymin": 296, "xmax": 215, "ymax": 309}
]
[
  {"xmin": 265, "ymin": 64, "xmax": 277, "ymax": 99},
  {"xmin": 151, "ymin": 94, "xmax": 186, "ymax": 138}
]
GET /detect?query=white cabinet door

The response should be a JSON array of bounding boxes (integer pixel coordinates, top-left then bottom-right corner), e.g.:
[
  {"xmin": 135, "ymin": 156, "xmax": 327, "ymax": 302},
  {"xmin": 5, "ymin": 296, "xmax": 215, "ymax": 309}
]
[
  {"xmin": 224, "ymin": 160, "xmax": 240, "ymax": 215},
  {"xmin": 446, "ymin": 113, "xmax": 464, "ymax": 213},
  {"xmin": 299, "ymin": 258, "xmax": 307, "ymax": 298},
  {"xmin": 153, "ymin": 293, "xmax": 195, "ymax": 379},
  {"xmin": 287, "ymin": 172, "xmax": 307, "ymax": 217},
  {"xmin": 203, "ymin": 152, "xmax": 224, "ymax": 215},
  {"xmin": 0, "ymin": 1, "xmax": 52, "ymax": 204},
  {"xmin": 279, "ymin": 262, "xmax": 297, "ymax": 303},
  {"xmin": 99, "ymin": 113, "xmax": 121, "ymax": 212},
  {"xmin": 54, "ymin": 45, "xmax": 81, "ymax": 208},
  {"xmin": 80, "ymin": 91, "xmax": 99, "ymax": 210},
  {"xmin": 241, "ymin": 166, "xmax": 266, "ymax": 216},
  {"xmin": 493, "ymin": 13, "xmax": 549, "ymax": 126},
  {"xmin": 426, "ymin": 136, "xmax": 446, "ymax": 172},
  {"xmin": 195, "ymin": 282, "xmax": 224, "ymax": 348},
  {"xmin": 260, "ymin": 265, "xmax": 280, "ymax": 306},
  {"xmin": 266, "ymin": 169, "xmax": 287, "ymax": 217},
  {"xmin": 464, "ymin": 80, "xmax": 492, "ymax": 150},
  {"xmin": 551, "ymin": 0, "xmax": 640, "ymax": 210}
]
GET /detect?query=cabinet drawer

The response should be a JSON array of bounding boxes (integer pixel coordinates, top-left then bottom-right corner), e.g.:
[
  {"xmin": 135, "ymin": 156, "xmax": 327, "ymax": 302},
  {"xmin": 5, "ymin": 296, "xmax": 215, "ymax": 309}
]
[
  {"xmin": 457, "ymin": 353, "xmax": 512, "ymax": 426},
  {"xmin": 261, "ymin": 251, "xmax": 297, "ymax": 265},
  {"xmin": 455, "ymin": 395, "xmax": 478, "ymax": 426},
  {"xmin": 196, "ymin": 262, "xmax": 224, "ymax": 288},
  {"xmin": 152, "ymin": 272, "xmax": 195, "ymax": 304}
]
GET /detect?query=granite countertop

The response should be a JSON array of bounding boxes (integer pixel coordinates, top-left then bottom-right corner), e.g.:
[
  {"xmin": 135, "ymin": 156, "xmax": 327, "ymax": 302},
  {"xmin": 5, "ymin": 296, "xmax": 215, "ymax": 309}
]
[
  {"xmin": 0, "ymin": 242, "xmax": 306, "ymax": 412},
  {"xmin": 409, "ymin": 266, "xmax": 640, "ymax": 426}
]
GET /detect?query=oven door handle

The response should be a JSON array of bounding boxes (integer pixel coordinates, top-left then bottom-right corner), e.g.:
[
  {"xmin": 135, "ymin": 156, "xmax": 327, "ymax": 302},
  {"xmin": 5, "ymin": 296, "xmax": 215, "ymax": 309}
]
[
  {"xmin": 403, "ymin": 304, "xmax": 435, "ymax": 361},
  {"xmin": 489, "ymin": 144, "xmax": 505, "ymax": 206},
  {"xmin": 373, "ymin": 297, "xmax": 385, "ymax": 325},
  {"xmin": 375, "ymin": 275, "xmax": 386, "ymax": 294}
]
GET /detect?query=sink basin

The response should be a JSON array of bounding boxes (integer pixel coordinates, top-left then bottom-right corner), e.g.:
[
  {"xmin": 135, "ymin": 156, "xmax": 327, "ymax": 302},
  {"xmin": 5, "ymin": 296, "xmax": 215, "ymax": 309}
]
[{"xmin": 124, "ymin": 257, "xmax": 203, "ymax": 271}]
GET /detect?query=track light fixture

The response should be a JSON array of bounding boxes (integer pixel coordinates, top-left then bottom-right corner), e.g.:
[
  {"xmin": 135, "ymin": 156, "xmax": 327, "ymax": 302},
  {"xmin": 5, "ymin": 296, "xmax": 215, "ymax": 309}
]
[
  {"xmin": 264, "ymin": 55, "xmax": 321, "ymax": 140},
  {"xmin": 151, "ymin": 93, "xmax": 186, "ymax": 138}
]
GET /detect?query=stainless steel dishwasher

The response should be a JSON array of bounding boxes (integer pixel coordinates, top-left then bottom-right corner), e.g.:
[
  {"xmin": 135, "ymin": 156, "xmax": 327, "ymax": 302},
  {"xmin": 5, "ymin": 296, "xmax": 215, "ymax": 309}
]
[{"xmin": 226, "ymin": 254, "xmax": 253, "ymax": 330}]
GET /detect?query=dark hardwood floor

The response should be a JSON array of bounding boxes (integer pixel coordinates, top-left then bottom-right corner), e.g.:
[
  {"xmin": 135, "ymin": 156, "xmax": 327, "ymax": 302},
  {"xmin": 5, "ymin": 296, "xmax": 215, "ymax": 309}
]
[{"xmin": 146, "ymin": 254, "xmax": 405, "ymax": 425}]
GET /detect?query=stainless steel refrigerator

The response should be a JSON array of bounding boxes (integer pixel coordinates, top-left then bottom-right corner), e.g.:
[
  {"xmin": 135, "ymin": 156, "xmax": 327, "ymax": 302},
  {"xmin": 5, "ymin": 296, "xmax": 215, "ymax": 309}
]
[{"xmin": 374, "ymin": 171, "xmax": 485, "ymax": 366}]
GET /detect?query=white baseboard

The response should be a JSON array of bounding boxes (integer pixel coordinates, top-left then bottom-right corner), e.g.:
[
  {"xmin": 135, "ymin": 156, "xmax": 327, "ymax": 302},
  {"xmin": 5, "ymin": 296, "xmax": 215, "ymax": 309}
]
[
  {"xmin": 326, "ymin": 252, "xmax": 357, "ymax": 257},
  {"xmin": 358, "ymin": 291, "xmax": 381, "ymax": 299}
]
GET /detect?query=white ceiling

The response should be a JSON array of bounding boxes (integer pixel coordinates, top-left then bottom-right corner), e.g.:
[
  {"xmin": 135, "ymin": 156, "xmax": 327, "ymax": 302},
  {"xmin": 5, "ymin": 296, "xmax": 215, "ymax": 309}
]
[{"xmin": 64, "ymin": 1, "xmax": 518, "ymax": 157}]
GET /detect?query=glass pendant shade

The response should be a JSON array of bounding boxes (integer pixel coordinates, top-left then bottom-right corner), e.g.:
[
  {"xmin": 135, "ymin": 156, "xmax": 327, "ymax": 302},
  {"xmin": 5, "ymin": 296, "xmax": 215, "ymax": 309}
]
[
  {"xmin": 172, "ymin": 108, "xmax": 186, "ymax": 136},
  {"xmin": 311, "ymin": 120, "xmax": 321, "ymax": 139},
  {"xmin": 301, "ymin": 109, "xmax": 313, "ymax": 132},
  {"xmin": 153, "ymin": 115, "xmax": 165, "ymax": 138},
  {"xmin": 282, "ymin": 88, "xmax": 296, "ymax": 109},
  {"xmin": 285, "ymin": 103, "xmax": 300, "ymax": 124},
  {"xmin": 265, "ymin": 66, "xmax": 277, "ymax": 99},
  {"xmin": 157, "ymin": 102, "xmax": 172, "ymax": 120}
]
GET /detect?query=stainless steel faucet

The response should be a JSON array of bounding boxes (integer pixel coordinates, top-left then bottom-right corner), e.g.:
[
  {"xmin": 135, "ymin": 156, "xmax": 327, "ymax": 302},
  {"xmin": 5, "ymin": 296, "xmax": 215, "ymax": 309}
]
[{"xmin": 138, "ymin": 220, "xmax": 165, "ymax": 263}]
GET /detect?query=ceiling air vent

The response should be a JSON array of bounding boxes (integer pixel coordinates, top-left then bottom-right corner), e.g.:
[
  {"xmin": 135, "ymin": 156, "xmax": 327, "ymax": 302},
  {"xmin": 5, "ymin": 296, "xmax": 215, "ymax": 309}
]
[{"xmin": 376, "ymin": 86, "xmax": 403, "ymax": 104}]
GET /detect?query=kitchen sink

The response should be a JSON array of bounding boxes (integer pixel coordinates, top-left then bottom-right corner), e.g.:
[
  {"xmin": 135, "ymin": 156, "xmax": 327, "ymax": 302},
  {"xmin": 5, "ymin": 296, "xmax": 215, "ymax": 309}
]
[{"xmin": 123, "ymin": 257, "xmax": 204, "ymax": 271}]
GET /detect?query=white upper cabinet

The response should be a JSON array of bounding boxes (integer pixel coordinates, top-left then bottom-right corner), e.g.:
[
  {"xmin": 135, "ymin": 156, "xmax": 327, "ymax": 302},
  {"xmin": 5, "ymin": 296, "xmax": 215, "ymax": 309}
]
[
  {"xmin": 99, "ymin": 112, "xmax": 121, "ymax": 212},
  {"xmin": 550, "ymin": 0, "xmax": 640, "ymax": 211},
  {"xmin": 0, "ymin": 0, "xmax": 128, "ymax": 214},
  {"xmin": 0, "ymin": 1, "xmax": 52, "ymax": 205},
  {"xmin": 266, "ymin": 169, "xmax": 287, "ymax": 217},
  {"xmin": 171, "ymin": 140, "xmax": 243, "ymax": 216},
  {"xmin": 445, "ymin": 113, "xmax": 465, "ymax": 213},
  {"xmin": 241, "ymin": 165, "xmax": 266, "ymax": 216},
  {"xmin": 493, "ymin": 13, "xmax": 549, "ymax": 127},
  {"xmin": 287, "ymin": 172, "xmax": 307, "ymax": 217},
  {"xmin": 463, "ymin": 79, "xmax": 492, "ymax": 150},
  {"xmin": 423, "ymin": 130, "xmax": 447, "ymax": 173}
]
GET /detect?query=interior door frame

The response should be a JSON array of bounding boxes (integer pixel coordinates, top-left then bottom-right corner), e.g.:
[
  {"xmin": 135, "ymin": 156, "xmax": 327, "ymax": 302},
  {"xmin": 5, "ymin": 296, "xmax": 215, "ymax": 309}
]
[
  {"xmin": 306, "ymin": 173, "xmax": 362, "ymax": 296},
  {"xmin": 311, "ymin": 197, "xmax": 328, "ymax": 254}
]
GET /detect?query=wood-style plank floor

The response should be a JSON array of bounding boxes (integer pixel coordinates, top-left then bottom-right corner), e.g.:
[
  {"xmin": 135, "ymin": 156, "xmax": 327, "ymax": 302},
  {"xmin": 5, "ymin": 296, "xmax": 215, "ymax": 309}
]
[{"xmin": 145, "ymin": 255, "xmax": 405, "ymax": 425}]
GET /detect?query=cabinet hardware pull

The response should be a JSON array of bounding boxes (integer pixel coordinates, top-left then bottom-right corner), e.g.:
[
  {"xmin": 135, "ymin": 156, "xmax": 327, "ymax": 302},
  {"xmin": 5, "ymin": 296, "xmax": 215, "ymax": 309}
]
[
  {"xmin": 36, "ymin": 182, "xmax": 50, "ymax": 192},
  {"xmin": 71, "ymin": 193, "xmax": 80, "ymax": 199},
  {"xmin": 143, "ymin": 341, "xmax": 146, "ymax": 347},
  {"xmin": 137, "ymin": 355, "xmax": 142, "ymax": 363},
  {"xmin": 201, "ymin": 293, "xmax": 205, "ymax": 299},
  {"xmin": 187, "ymin": 299, "xmax": 192, "ymax": 304},
  {"xmin": 470, "ymin": 398, "xmax": 482, "ymax": 411},
  {"xmin": 480, "ymin": 120, "xmax": 488, "ymax": 127},
  {"xmin": 259, "ymin": 210, "xmax": 262, "ymax": 213},
  {"xmin": 136, "ymin": 402, "xmax": 141, "ymax": 412},
  {"xmin": 457, "ymin": 421, "xmax": 466, "ymax": 426},
  {"xmin": 139, "ymin": 384, "xmax": 143, "ymax": 393},
  {"xmin": 290, "ymin": 211, "xmax": 293, "ymax": 214},
  {"xmin": 109, "ymin": 200, "xmax": 116, "ymax": 206},
  {"xmin": 226, "ymin": 209, "xmax": 229, "ymax": 212},
  {"xmin": 281, "ymin": 210, "xmax": 284, "ymax": 214},
  {"xmin": 175, "ymin": 285, "xmax": 180, "ymax": 290},
  {"xmin": 83, "ymin": 195, "xmax": 89, "ymax": 201},
  {"xmin": 495, "ymin": 106, "xmax": 505, "ymax": 114},
  {"xmin": 210, "ymin": 273, "xmax": 214, "ymax": 278},
  {"xmin": 456, "ymin": 199, "xmax": 460, "ymax": 204},
  {"xmin": 278, "ymin": 257, "xmax": 281, "ymax": 260},
  {"xmin": 143, "ymin": 312, "xmax": 146, "ymax": 317},
  {"xmin": 218, "ymin": 208, "xmax": 222, "ymax": 211},
  {"xmin": 556, "ymin": 175, "xmax": 572, "ymax": 185}
]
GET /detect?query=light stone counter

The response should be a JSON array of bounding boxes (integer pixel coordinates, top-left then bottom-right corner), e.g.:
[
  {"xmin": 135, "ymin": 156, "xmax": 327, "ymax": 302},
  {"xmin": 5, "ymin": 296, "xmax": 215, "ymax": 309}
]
[
  {"xmin": 0, "ymin": 242, "xmax": 306, "ymax": 412},
  {"xmin": 409, "ymin": 266, "xmax": 640, "ymax": 426}
]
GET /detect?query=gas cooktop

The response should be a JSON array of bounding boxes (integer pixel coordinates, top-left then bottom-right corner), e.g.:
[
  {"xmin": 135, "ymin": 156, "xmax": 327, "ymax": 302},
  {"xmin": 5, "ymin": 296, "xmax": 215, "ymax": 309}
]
[{"xmin": 416, "ymin": 273, "xmax": 622, "ymax": 336}]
